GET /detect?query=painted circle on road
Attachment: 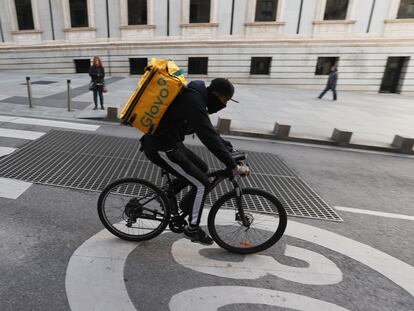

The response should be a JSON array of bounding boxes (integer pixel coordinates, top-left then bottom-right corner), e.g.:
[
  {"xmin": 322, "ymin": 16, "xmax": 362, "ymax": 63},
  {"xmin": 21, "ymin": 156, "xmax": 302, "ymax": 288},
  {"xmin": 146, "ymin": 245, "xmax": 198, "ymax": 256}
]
[
  {"xmin": 169, "ymin": 286, "xmax": 351, "ymax": 311},
  {"xmin": 65, "ymin": 211, "xmax": 414, "ymax": 311}
]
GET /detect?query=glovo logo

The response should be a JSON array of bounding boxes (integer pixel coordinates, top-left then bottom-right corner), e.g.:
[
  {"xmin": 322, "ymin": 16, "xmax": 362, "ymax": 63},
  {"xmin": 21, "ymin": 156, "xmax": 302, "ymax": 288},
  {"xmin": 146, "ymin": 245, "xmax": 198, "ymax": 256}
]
[{"xmin": 140, "ymin": 77, "xmax": 170, "ymax": 129}]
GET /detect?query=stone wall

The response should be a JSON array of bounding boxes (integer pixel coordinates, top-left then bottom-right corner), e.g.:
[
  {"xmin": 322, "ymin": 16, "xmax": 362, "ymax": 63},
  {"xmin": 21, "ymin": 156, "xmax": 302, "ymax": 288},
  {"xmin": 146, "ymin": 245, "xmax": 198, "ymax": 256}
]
[
  {"xmin": 0, "ymin": 0, "xmax": 413, "ymax": 95},
  {"xmin": 0, "ymin": 38, "xmax": 413, "ymax": 95}
]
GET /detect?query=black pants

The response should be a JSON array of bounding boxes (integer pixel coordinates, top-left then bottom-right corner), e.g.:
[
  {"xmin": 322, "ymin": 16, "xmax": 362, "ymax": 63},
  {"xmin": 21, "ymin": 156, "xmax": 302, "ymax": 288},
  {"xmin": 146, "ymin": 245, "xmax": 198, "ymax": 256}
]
[
  {"xmin": 319, "ymin": 85, "xmax": 337, "ymax": 100},
  {"xmin": 144, "ymin": 144, "xmax": 209, "ymax": 226},
  {"xmin": 93, "ymin": 85, "xmax": 104, "ymax": 107}
]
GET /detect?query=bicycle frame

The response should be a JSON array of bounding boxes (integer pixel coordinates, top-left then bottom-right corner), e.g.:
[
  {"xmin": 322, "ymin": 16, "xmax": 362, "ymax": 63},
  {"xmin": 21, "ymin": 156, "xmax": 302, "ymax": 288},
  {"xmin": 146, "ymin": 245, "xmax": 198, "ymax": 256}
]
[{"xmin": 162, "ymin": 168, "xmax": 251, "ymax": 227}]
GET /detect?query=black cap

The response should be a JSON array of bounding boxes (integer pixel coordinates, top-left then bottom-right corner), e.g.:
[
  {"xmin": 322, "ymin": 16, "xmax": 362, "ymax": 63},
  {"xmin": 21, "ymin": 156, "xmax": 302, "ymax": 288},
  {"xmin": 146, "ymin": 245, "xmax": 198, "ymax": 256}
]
[{"xmin": 209, "ymin": 78, "xmax": 239, "ymax": 103}]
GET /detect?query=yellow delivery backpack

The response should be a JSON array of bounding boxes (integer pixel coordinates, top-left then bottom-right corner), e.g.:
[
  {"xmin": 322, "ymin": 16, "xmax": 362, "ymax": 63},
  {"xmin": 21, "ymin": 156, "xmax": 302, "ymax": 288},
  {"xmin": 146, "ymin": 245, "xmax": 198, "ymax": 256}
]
[{"xmin": 120, "ymin": 58, "xmax": 186, "ymax": 134}]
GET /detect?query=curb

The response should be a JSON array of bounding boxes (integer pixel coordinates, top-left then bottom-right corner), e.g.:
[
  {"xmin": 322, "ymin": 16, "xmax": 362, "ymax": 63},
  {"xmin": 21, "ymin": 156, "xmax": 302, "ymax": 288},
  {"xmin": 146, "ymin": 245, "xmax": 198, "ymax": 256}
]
[
  {"xmin": 92, "ymin": 115, "xmax": 414, "ymax": 155},
  {"xmin": 216, "ymin": 118, "xmax": 414, "ymax": 155}
]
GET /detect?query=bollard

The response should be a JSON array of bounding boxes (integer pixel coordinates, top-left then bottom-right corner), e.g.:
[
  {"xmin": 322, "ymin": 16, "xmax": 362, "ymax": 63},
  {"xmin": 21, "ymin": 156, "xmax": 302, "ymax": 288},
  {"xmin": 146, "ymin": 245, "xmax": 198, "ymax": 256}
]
[
  {"xmin": 391, "ymin": 135, "xmax": 414, "ymax": 154},
  {"xmin": 107, "ymin": 107, "xmax": 118, "ymax": 121},
  {"xmin": 26, "ymin": 77, "xmax": 33, "ymax": 108},
  {"xmin": 273, "ymin": 122, "xmax": 291, "ymax": 139},
  {"xmin": 217, "ymin": 118, "xmax": 231, "ymax": 134},
  {"xmin": 331, "ymin": 128, "xmax": 353, "ymax": 146},
  {"xmin": 67, "ymin": 79, "xmax": 71, "ymax": 111}
]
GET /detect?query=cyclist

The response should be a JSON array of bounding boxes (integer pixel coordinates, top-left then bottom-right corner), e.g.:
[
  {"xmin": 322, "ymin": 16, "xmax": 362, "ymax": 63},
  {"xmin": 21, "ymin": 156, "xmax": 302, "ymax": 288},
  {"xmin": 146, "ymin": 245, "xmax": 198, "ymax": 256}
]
[{"xmin": 141, "ymin": 78, "xmax": 250, "ymax": 245}]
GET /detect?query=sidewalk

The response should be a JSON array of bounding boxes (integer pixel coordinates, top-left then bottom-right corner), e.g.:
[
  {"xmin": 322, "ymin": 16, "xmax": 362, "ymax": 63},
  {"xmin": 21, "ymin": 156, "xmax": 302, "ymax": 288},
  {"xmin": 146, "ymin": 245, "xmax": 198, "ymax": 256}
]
[{"xmin": 0, "ymin": 72, "xmax": 413, "ymax": 150}]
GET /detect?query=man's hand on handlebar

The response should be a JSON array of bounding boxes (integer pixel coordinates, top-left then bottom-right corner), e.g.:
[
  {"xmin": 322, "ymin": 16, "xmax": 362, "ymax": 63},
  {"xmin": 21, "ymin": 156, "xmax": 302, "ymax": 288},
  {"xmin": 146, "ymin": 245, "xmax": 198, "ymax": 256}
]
[{"xmin": 233, "ymin": 165, "xmax": 251, "ymax": 177}]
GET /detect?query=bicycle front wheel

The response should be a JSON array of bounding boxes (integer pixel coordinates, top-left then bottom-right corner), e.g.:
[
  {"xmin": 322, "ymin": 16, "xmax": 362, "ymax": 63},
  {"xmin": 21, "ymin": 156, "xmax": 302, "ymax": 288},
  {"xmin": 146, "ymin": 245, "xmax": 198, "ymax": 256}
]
[
  {"xmin": 97, "ymin": 178, "xmax": 170, "ymax": 241},
  {"xmin": 208, "ymin": 188, "xmax": 287, "ymax": 254}
]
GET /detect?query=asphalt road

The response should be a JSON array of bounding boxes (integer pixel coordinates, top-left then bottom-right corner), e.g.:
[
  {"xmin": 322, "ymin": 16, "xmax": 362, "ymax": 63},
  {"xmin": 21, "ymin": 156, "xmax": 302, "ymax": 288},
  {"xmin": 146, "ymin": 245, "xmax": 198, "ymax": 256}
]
[{"xmin": 0, "ymin": 122, "xmax": 413, "ymax": 311}]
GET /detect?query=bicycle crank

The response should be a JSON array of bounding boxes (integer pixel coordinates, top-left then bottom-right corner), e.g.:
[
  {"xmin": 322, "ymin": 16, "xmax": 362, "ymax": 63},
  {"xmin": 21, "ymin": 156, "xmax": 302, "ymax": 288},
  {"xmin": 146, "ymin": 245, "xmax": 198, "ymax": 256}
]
[{"xmin": 169, "ymin": 216, "xmax": 188, "ymax": 233}]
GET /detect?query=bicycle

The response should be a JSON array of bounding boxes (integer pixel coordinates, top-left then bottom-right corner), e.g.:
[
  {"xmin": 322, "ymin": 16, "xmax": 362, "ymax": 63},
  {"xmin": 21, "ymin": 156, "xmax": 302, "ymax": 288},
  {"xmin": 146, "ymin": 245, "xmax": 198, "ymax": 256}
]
[{"xmin": 97, "ymin": 151, "xmax": 287, "ymax": 254}]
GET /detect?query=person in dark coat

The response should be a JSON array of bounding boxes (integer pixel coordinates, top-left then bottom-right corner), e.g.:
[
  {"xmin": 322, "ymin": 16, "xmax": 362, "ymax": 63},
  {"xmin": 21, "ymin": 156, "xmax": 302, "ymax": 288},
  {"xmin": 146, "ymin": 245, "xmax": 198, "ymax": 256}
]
[
  {"xmin": 141, "ymin": 78, "xmax": 250, "ymax": 245},
  {"xmin": 318, "ymin": 66, "xmax": 338, "ymax": 101},
  {"xmin": 89, "ymin": 56, "xmax": 105, "ymax": 110}
]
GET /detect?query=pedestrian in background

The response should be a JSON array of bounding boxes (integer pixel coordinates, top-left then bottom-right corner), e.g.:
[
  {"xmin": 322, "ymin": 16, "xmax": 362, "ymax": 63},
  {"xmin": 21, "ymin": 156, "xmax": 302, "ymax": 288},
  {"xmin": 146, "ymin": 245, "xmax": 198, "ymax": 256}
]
[
  {"xmin": 89, "ymin": 56, "xmax": 105, "ymax": 110},
  {"xmin": 318, "ymin": 66, "xmax": 338, "ymax": 101}
]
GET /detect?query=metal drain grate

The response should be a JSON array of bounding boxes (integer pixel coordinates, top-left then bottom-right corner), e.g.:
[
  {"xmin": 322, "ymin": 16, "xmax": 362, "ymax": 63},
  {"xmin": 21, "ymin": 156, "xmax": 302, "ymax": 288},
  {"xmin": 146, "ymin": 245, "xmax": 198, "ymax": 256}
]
[{"xmin": 0, "ymin": 130, "xmax": 342, "ymax": 222}]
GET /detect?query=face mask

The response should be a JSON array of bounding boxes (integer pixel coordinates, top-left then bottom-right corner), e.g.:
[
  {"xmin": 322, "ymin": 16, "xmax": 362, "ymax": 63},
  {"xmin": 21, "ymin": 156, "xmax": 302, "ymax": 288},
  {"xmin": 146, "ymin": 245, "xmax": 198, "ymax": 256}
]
[{"xmin": 207, "ymin": 89, "xmax": 226, "ymax": 114}]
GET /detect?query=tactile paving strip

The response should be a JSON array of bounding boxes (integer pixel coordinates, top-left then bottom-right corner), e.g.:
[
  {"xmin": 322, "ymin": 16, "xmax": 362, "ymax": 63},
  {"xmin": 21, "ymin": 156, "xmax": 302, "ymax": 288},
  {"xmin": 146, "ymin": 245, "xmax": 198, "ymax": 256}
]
[{"xmin": 0, "ymin": 130, "xmax": 342, "ymax": 222}]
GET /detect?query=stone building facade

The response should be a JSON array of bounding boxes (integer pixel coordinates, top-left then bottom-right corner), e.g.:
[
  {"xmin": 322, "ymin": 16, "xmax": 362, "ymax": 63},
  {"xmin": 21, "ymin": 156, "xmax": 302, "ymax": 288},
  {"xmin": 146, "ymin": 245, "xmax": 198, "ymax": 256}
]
[{"xmin": 0, "ymin": 0, "xmax": 413, "ymax": 95}]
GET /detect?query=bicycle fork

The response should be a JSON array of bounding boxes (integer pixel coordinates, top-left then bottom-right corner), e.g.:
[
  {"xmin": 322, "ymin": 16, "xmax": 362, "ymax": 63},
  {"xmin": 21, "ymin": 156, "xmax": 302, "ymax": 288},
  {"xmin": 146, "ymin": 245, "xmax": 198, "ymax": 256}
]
[{"xmin": 233, "ymin": 180, "xmax": 250, "ymax": 228}]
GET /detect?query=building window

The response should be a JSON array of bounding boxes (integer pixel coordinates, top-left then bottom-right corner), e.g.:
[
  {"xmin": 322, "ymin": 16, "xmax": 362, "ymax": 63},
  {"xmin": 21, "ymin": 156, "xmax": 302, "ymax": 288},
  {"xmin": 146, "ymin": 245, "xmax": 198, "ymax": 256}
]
[
  {"xmin": 250, "ymin": 57, "xmax": 272, "ymax": 75},
  {"xmin": 190, "ymin": 0, "xmax": 210, "ymax": 23},
  {"xmin": 324, "ymin": 0, "xmax": 349, "ymax": 20},
  {"xmin": 15, "ymin": 0, "xmax": 35, "ymax": 30},
  {"xmin": 128, "ymin": 0, "xmax": 147, "ymax": 25},
  {"xmin": 255, "ymin": 0, "xmax": 278, "ymax": 22},
  {"xmin": 397, "ymin": 0, "xmax": 414, "ymax": 19},
  {"xmin": 69, "ymin": 0, "xmax": 89, "ymax": 28},
  {"xmin": 74, "ymin": 59, "xmax": 90, "ymax": 73},
  {"xmin": 315, "ymin": 57, "xmax": 339, "ymax": 75},
  {"xmin": 188, "ymin": 57, "xmax": 208, "ymax": 74},
  {"xmin": 129, "ymin": 58, "xmax": 148, "ymax": 75}
]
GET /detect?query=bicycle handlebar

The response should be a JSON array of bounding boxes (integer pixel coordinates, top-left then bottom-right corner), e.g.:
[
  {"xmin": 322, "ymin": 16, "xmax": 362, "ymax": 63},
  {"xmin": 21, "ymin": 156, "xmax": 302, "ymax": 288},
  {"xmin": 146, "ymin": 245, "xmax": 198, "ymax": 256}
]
[
  {"xmin": 207, "ymin": 150, "xmax": 249, "ymax": 180},
  {"xmin": 231, "ymin": 150, "xmax": 247, "ymax": 164}
]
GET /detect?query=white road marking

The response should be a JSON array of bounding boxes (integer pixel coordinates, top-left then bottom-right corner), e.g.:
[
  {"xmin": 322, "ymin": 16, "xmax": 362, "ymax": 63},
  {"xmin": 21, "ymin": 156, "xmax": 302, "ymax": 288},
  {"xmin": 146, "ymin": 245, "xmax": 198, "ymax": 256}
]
[
  {"xmin": 0, "ymin": 115, "xmax": 100, "ymax": 131},
  {"xmin": 0, "ymin": 116, "xmax": 16, "ymax": 122},
  {"xmin": 0, "ymin": 147, "xmax": 16, "ymax": 157},
  {"xmin": 65, "ymin": 231, "xmax": 137, "ymax": 311},
  {"xmin": 66, "ymin": 212, "xmax": 414, "ymax": 311},
  {"xmin": 172, "ymin": 241, "xmax": 342, "ymax": 285},
  {"xmin": 335, "ymin": 206, "xmax": 414, "ymax": 221},
  {"xmin": 0, "ymin": 177, "xmax": 32, "ymax": 199},
  {"xmin": 12, "ymin": 117, "xmax": 100, "ymax": 131},
  {"xmin": 169, "ymin": 286, "xmax": 351, "ymax": 311},
  {"xmin": 286, "ymin": 220, "xmax": 414, "ymax": 296},
  {"xmin": 0, "ymin": 128, "xmax": 45, "ymax": 140}
]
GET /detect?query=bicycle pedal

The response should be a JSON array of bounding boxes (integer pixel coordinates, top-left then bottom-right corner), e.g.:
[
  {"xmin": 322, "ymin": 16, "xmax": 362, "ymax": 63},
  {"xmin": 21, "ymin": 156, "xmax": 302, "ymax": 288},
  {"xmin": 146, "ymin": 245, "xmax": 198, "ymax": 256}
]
[
  {"xmin": 188, "ymin": 238, "xmax": 214, "ymax": 246},
  {"xmin": 186, "ymin": 237, "xmax": 202, "ymax": 243}
]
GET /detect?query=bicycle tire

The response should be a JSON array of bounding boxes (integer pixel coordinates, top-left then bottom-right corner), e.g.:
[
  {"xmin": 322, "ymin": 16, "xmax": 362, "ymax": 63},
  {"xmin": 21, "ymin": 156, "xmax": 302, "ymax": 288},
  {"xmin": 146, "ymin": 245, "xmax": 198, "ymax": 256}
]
[
  {"xmin": 208, "ymin": 188, "xmax": 287, "ymax": 254},
  {"xmin": 97, "ymin": 177, "xmax": 170, "ymax": 242}
]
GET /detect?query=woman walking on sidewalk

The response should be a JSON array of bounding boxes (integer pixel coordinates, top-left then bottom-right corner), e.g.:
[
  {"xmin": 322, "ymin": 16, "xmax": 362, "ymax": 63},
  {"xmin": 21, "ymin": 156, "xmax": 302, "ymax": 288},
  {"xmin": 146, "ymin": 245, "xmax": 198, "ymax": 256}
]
[{"xmin": 89, "ymin": 56, "xmax": 105, "ymax": 110}]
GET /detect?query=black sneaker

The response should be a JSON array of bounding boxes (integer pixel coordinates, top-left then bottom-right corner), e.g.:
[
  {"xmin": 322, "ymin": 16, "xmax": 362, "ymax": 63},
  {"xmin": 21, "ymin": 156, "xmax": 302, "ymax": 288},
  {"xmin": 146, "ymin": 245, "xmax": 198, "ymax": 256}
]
[{"xmin": 183, "ymin": 225, "xmax": 214, "ymax": 245}]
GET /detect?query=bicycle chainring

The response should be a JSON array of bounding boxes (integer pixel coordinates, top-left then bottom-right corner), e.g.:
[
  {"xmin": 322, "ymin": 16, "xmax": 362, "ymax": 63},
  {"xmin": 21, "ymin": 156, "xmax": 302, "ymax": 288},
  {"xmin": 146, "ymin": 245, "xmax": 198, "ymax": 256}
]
[{"xmin": 169, "ymin": 216, "xmax": 188, "ymax": 233}]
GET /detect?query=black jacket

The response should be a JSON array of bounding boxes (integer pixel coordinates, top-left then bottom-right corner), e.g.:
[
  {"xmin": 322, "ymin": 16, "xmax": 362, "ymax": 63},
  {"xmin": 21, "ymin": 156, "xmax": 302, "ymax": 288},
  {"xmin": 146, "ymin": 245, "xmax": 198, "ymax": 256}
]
[
  {"xmin": 327, "ymin": 70, "xmax": 338, "ymax": 87},
  {"xmin": 89, "ymin": 65, "xmax": 105, "ymax": 84},
  {"xmin": 142, "ymin": 80, "xmax": 237, "ymax": 170}
]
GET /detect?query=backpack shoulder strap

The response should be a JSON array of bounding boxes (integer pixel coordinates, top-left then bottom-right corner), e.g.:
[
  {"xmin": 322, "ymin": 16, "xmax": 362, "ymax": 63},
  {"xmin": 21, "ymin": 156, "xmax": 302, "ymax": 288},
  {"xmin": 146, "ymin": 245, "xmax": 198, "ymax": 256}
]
[{"xmin": 184, "ymin": 86, "xmax": 201, "ymax": 95}]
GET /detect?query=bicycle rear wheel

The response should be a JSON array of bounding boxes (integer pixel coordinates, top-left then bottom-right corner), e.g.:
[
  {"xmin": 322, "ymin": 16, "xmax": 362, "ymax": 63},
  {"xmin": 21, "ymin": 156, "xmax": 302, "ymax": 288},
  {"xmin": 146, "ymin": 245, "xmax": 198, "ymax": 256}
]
[
  {"xmin": 208, "ymin": 188, "xmax": 287, "ymax": 254},
  {"xmin": 97, "ymin": 178, "xmax": 170, "ymax": 241}
]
